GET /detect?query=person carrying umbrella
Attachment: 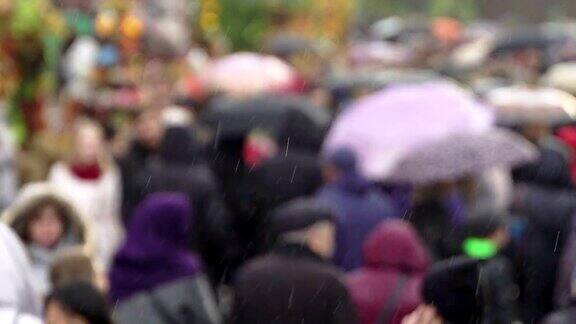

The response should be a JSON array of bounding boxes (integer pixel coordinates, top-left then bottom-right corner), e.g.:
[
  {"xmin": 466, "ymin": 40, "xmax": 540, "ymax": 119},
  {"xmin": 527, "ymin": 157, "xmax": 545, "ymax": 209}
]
[{"xmin": 318, "ymin": 148, "xmax": 398, "ymax": 272}]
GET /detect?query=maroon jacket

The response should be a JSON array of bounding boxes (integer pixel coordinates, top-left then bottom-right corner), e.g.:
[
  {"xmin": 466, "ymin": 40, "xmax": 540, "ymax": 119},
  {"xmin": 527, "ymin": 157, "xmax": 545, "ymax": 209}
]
[{"xmin": 347, "ymin": 220, "xmax": 430, "ymax": 324}]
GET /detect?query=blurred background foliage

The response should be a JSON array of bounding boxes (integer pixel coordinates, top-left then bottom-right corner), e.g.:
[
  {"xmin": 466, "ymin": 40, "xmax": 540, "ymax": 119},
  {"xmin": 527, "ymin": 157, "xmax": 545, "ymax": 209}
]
[{"xmin": 211, "ymin": 0, "xmax": 479, "ymax": 51}]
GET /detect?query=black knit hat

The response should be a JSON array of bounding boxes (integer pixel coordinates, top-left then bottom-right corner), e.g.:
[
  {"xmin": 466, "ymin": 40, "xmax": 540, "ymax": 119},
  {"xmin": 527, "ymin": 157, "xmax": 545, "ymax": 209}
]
[
  {"xmin": 271, "ymin": 198, "xmax": 336, "ymax": 235},
  {"xmin": 46, "ymin": 282, "xmax": 112, "ymax": 324},
  {"xmin": 463, "ymin": 208, "xmax": 508, "ymax": 239}
]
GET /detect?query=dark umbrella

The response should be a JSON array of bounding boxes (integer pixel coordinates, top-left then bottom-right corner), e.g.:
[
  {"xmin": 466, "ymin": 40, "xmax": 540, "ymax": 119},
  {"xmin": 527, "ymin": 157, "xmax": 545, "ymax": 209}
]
[
  {"xmin": 200, "ymin": 95, "xmax": 328, "ymax": 152},
  {"xmin": 490, "ymin": 31, "xmax": 563, "ymax": 58},
  {"xmin": 264, "ymin": 35, "xmax": 317, "ymax": 59},
  {"xmin": 325, "ymin": 69, "xmax": 445, "ymax": 93}
]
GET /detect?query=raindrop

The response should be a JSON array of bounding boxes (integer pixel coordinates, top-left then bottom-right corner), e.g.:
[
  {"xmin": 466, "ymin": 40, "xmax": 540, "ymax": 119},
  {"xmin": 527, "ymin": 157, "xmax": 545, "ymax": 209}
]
[
  {"xmin": 285, "ymin": 137, "xmax": 291, "ymax": 157},
  {"xmin": 211, "ymin": 126, "xmax": 223, "ymax": 151},
  {"xmin": 290, "ymin": 166, "xmax": 298, "ymax": 184}
]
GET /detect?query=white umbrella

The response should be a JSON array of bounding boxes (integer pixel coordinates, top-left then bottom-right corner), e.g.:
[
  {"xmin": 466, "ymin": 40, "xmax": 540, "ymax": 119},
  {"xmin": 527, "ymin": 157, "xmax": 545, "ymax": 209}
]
[
  {"xmin": 486, "ymin": 85, "xmax": 576, "ymax": 125},
  {"xmin": 542, "ymin": 62, "xmax": 576, "ymax": 94}
]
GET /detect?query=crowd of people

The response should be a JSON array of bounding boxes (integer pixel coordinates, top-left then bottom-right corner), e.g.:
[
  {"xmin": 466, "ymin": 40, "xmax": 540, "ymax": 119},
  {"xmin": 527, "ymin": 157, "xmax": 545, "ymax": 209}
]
[{"xmin": 5, "ymin": 1, "xmax": 576, "ymax": 324}]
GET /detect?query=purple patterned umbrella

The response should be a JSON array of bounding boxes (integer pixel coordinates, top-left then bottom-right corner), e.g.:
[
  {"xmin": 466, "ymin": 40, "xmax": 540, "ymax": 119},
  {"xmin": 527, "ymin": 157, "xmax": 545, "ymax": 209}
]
[
  {"xmin": 388, "ymin": 129, "xmax": 539, "ymax": 184},
  {"xmin": 324, "ymin": 82, "xmax": 494, "ymax": 180}
]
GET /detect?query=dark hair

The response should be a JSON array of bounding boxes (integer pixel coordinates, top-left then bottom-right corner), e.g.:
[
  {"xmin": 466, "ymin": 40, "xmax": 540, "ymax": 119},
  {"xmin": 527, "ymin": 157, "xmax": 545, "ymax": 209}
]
[
  {"xmin": 46, "ymin": 282, "xmax": 112, "ymax": 324},
  {"xmin": 463, "ymin": 209, "xmax": 507, "ymax": 239},
  {"xmin": 16, "ymin": 197, "xmax": 71, "ymax": 243}
]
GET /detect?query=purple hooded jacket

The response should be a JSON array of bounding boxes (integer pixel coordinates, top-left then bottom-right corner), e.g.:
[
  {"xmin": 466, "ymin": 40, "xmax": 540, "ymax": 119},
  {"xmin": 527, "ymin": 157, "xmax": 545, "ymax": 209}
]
[{"xmin": 109, "ymin": 193, "xmax": 202, "ymax": 303}]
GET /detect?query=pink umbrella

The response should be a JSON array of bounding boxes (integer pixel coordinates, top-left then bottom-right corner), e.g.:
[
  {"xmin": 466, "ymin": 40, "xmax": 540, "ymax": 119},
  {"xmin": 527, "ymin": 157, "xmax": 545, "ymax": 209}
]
[
  {"xmin": 324, "ymin": 82, "xmax": 494, "ymax": 181},
  {"xmin": 201, "ymin": 52, "xmax": 298, "ymax": 97}
]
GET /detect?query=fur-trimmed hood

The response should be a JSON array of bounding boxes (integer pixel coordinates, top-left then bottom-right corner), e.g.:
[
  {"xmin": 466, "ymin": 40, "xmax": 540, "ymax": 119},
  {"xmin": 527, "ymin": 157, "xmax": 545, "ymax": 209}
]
[{"xmin": 2, "ymin": 183, "xmax": 95, "ymax": 255}]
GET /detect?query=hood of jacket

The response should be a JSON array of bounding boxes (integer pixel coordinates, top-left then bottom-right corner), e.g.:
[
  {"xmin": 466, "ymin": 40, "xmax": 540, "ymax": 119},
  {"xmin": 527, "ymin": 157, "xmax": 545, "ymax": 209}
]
[
  {"xmin": 2, "ymin": 183, "xmax": 94, "ymax": 255},
  {"xmin": 363, "ymin": 220, "xmax": 429, "ymax": 274}
]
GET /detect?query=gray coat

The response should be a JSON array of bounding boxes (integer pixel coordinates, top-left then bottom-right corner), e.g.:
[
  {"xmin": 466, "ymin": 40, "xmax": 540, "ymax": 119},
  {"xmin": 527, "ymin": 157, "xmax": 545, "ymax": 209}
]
[{"xmin": 114, "ymin": 276, "xmax": 221, "ymax": 324}]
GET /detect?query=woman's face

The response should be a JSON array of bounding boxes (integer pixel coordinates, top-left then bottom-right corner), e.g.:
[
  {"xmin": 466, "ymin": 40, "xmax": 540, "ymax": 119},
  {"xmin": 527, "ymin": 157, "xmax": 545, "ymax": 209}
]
[
  {"xmin": 29, "ymin": 206, "xmax": 64, "ymax": 248},
  {"xmin": 45, "ymin": 300, "xmax": 89, "ymax": 324},
  {"xmin": 74, "ymin": 127, "xmax": 102, "ymax": 165}
]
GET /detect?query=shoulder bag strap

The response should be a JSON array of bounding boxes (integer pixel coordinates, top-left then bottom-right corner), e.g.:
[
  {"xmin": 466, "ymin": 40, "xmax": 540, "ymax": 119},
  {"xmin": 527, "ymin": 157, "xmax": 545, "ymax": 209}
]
[{"xmin": 377, "ymin": 275, "xmax": 409, "ymax": 324}]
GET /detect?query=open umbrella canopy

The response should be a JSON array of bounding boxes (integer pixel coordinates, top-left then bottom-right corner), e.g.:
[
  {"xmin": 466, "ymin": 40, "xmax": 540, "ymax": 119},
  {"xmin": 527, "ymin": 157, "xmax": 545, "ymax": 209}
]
[
  {"xmin": 369, "ymin": 17, "xmax": 429, "ymax": 42},
  {"xmin": 325, "ymin": 69, "xmax": 445, "ymax": 93},
  {"xmin": 388, "ymin": 129, "xmax": 539, "ymax": 184},
  {"xmin": 348, "ymin": 41, "xmax": 413, "ymax": 68},
  {"xmin": 200, "ymin": 52, "xmax": 297, "ymax": 98},
  {"xmin": 490, "ymin": 31, "xmax": 562, "ymax": 58},
  {"xmin": 324, "ymin": 82, "xmax": 494, "ymax": 180},
  {"xmin": 542, "ymin": 62, "xmax": 576, "ymax": 94},
  {"xmin": 485, "ymin": 85, "xmax": 576, "ymax": 125},
  {"xmin": 201, "ymin": 95, "xmax": 327, "ymax": 152},
  {"xmin": 264, "ymin": 35, "xmax": 317, "ymax": 59}
]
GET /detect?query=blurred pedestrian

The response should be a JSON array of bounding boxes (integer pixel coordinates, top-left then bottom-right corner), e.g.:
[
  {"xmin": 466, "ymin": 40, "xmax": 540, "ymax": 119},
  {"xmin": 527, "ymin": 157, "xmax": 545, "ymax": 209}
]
[
  {"xmin": 461, "ymin": 210, "xmax": 521, "ymax": 323},
  {"xmin": 48, "ymin": 119, "xmax": 123, "ymax": 270},
  {"xmin": 231, "ymin": 198, "xmax": 357, "ymax": 324},
  {"xmin": 347, "ymin": 220, "xmax": 430, "ymax": 324},
  {"xmin": 118, "ymin": 110, "xmax": 165, "ymax": 223},
  {"xmin": 319, "ymin": 148, "xmax": 397, "ymax": 271},
  {"xmin": 0, "ymin": 223, "xmax": 41, "ymax": 316},
  {"xmin": 409, "ymin": 183, "xmax": 465, "ymax": 260},
  {"xmin": 401, "ymin": 305, "xmax": 443, "ymax": 324},
  {"xmin": 45, "ymin": 281, "xmax": 112, "ymax": 324},
  {"xmin": 554, "ymin": 206, "xmax": 576, "ymax": 309},
  {"xmin": 238, "ymin": 148, "xmax": 323, "ymax": 257},
  {"xmin": 423, "ymin": 210, "xmax": 521, "ymax": 324},
  {"xmin": 0, "ymin": 109, "xmax": 17, "ymax": 210},
  {"xmin": 544, "ymin": 269, "xmax": 576, "ymax": 323},
  {"xmin": 2, "ymin": 183, "xmax": 93, "ymax": 296},
  {"xmin": 130, "ymin": 126, "xmax": 237, "ymax": 284},
  {"xmin": 109, "ymin": 193, "xmax": 221, "ymax": 324},
  {"xmin": 0, "ymin": 309, "xmax": 42, "ymax": 324},
  {"xmin": 50, "ymin": 247, "xmax": 105, "ymax": 292},
  {"xmin": 512, "ymin": 149, "xmax": 576, "ymax": 321}
]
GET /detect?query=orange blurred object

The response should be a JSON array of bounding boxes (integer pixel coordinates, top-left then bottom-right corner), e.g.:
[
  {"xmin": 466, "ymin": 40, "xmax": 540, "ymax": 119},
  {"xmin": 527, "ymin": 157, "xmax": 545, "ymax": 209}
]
[
  {"xmin": 431, "ymin": 17, "xmax": 462, "ymax": 46},
  {"xmin": 120, "ymin": 14, "xmax": 143, "ymax": 40}
]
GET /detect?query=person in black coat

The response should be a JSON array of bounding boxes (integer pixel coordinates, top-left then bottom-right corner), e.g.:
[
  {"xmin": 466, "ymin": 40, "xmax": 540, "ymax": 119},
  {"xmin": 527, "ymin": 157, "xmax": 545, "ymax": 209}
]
[
  {"xmin": 118, "ymin": 110, "xmax": 165, "ymax": 224},
  {"xmin": 462, "ymin": 210, "xmax": 521, "ymax": 324},
  {"xmin": 236, "ymin": 150, "xmax": 324, "ymax": 256},
  {"xmin": 423, "ymin": 210, "xmax": 521, "ymax": 324},
  {"xmin": 546, "ymin": 260, "xmax": 576, "ymax": 324},
  {"xmin": 130, "ymin": 126, "xmax": 238, "ymax": 284},
  {"xmin": 231, "ymin": 198, "xmax": 357, "ymax": 324},
  {"xmin": 512, "ymin": 144, "xmax": 576, "ymax": 323}
]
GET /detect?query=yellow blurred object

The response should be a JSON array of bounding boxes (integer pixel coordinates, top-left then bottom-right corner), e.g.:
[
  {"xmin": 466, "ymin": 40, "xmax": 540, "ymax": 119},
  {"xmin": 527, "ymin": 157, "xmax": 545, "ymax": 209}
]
[
  {"xmin": 120, "ymin": 14, "xmax": 143, "ymax": 40},
  {"xmin": 200, "ymin": 0, "xmax": 220, "ymax": 35},
  {"xmin": 96, "ymin": 10, "xmax": 118, "ymax": 38}
]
